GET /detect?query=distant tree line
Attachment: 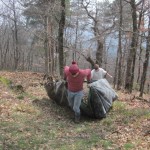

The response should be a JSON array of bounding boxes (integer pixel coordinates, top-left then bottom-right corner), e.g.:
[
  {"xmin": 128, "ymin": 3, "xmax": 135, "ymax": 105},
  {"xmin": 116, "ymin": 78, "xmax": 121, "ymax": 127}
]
[{"xmin": 0, "ymin": 0, "xmax": 149, "ymax": 97}]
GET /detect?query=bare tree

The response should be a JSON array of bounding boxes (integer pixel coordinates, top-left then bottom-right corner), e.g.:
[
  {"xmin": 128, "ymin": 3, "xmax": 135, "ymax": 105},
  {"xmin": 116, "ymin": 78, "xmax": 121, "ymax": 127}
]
[
  {"xmin": 12, "ymin": 0, "xmax": 20, "ymax": 70},
  {"xmin": 136, "ymin": 0, "xmax": 147, "ymax": 84},
  {"xmin": 125, "ymin": 0, "xmax": 139, "ymax": 92},
  {"xmin": 81, "ymin": 0, "xmax": 115, "ymax": 67},
  {"xmin": 0, "ymin": 0, "xmax": 21, "ymax": 70},
  {"xmin": 22, "ymin": 0, "xmax": 60, "ymax": 74},
  {"xmin": 116, "ymin": 0, "xmax": 123, "ymax": 90},
  {"xmin": 58, "ymin": 0, "xmax": 66, "ymax": 77},
  {"xmin": 139, "ymin": 15, "xmax": 150, "ymax": 97}
]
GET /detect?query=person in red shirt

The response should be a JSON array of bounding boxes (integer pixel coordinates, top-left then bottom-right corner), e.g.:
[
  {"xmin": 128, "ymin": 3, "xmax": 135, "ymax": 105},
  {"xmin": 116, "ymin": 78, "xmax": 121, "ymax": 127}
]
[{"xmin": 64, "ymin": 61, "xmax": 91, "ymax": 123}]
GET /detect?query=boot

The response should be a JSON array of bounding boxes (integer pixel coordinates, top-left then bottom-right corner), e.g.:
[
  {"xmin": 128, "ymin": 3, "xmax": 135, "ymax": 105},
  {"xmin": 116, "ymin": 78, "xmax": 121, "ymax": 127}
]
[{"xmin": 74, "ymin": 114, "xmax": 80, "ymax": 123}]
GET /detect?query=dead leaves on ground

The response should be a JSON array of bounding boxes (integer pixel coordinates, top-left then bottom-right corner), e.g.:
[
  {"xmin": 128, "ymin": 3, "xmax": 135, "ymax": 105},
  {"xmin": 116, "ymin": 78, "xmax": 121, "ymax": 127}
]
[{"xmin": 0, "ymin": 71, "xmax": 150, "ymax": 150}]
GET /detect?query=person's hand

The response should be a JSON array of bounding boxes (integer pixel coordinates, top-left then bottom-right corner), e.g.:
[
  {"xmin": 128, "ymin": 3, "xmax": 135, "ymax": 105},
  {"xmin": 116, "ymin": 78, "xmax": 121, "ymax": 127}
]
[
  {"xmin": 87, "ymin": 84, "xmax": 91, "ymax": 88},
  {"xmin": 110, "ymin": 75, "xmax": 113, "ymax": 78},
  {"xmin": 87, "ymin": 80, "xmax": 91, "ymax": 84},
  {"xmin": 107, "ymin": 73, "xmax": 113, "ymax": 78}
]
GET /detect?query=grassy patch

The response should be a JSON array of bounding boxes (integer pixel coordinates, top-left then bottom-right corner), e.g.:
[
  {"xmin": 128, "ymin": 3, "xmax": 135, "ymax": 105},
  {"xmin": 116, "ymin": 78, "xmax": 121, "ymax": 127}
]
[
  {"xmin": 100, "ymin": 101, "xmax": 150, "ymax": 130},
  {"xmin": 0, "ymin": 76, "xmax": 12, "ymax": 86},
  {"xmin": 113, "ymin": 101, "xmax": 126, "ymax": 114},
  {"xmin": 51, "ymin": 134, "xmax": 101, "ymax": 150},
  {"xmin": 13, "ymin": 102, "xmax": 40, "ymax": 114},
  {"xmin": 124, "ymin": 142, "xmax": 135, "ymax": 149},
  {"xmin": 2, "ymin": 98, "xmax": 147, "ymax": 149},
  {"xmin": 101, "ymin": 139, "xmax": 113, "ymax": 149},
  {"xmin": 17, "ymin": 95, "xmax": 24, "ymax": 100},
  {"xmin": 102, "ymin": 117, "xmax": 114, "ymax": 126}
]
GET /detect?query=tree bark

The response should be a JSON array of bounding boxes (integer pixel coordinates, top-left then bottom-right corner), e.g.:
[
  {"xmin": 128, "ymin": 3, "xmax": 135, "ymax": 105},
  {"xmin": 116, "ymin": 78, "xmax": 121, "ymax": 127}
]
[
  {"xmin": 117, "ymin": 0, "xmax": 123, "ymax": 90},
  {"xmin": 137, "ymin": 36, "xmax": 143, "ymax": 84},
  {"xmin": 58, "ymin": 0, "xmax": 66, "ymax": 77},
  {"xmin": 139, "ymin": 16, "xmax": 150, "ymax": 97},
  {"xmin": 96, "ymin": 39, "xmax": 103, "ymax": 67},
  {"xmin": 137, "ymin": 1, "xmax": 145, "ymax": 84},
  {"xmin": 44, "ymin": 16, "xmax": 49, "ymax": 74},
  {"xmin": 81, "ymin": 1, "xmax": 103, "ymax": 67},
  {"xmin": 125, "ymin": 0, "xmax": 138, "ymax": 93},
  {"xmin": 93, "ymin": 21, "xmax": 103, "ymax": 67},
  {"xmin": 13, "ymin": 0, "xmax": 19, "ymax": 70}
]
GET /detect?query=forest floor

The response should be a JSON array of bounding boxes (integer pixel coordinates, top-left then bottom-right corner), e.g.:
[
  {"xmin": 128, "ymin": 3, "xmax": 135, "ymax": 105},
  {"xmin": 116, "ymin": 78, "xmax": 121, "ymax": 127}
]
[{"xmin": 0, "ymin": 71, "xmax": 149, "ymax": 150}]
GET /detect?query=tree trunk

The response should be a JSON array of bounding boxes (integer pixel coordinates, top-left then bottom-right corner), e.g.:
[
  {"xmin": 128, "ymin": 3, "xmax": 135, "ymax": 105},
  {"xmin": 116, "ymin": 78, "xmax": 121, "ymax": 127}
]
[
  {"xmin": 93, "ymin": 21, "xmax": 103, "ymax": 67},
  {"xmin": 13, "ymin": 0, "xmax": 19, "ymax": 70},
  {"xmin": 58, "ymin": 0, "xmax": 66, "ymax": 77},
  {"xmin": 44, "ymin": 16, "xmax": 49, "ymax": 74},
  {"xmin": 117, "ymin": 0, "xmax": 123, "ymax": 90},
  {"xmin": 137, "ymin": 1, "xmax": 145, "ymax": 84},
  {"xmin": 113, "ymin": 54, "xmax": 118, "ymax": 89},
  {"xmin": 139, "ymin": 16, "xmax": 150, "ymax": 97},
  {"xmin": 125, "ymin": 0, "xmax": 138, "ymax": 93},
  {"xmin": 136, "ymin": 36, "xmax": 143, "ymax": 84},
  {"xmin": 81, "ymin": 1, "xmax": 104, "ymax": 67},
  {"xmin": 73, "ymin": 0, "xmax": 80, "ymax": 61},
  {"xmin": 96, "ymin": 40, "xmax": 103, "ymax": 67}
]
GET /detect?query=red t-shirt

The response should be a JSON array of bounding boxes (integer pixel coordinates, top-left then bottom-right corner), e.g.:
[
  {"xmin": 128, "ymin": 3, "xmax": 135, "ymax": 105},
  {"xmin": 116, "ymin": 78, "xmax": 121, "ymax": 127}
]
[{"xmin": 64, "ymin": 66, "xmax": 91, "ymax": 92}]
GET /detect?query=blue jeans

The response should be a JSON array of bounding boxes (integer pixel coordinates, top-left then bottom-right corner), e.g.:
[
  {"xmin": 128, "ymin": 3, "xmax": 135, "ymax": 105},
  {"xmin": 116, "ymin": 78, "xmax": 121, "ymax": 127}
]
[{"xmin": 67, "ymin": 90, "xmax": 84, "ymax": 116}]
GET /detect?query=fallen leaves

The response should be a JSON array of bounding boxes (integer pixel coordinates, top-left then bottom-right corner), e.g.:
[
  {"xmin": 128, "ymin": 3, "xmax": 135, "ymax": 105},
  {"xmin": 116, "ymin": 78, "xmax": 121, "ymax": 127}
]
[{"xmin": 0, "ymin": 71, "xmax": 150, "ymax": 149}]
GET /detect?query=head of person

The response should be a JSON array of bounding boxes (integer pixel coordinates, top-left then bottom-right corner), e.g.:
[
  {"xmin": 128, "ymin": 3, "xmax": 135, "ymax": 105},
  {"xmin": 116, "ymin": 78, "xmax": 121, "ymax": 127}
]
[
  {"xmin": 94, "ymin": 64, "xmax": 99, "ymax": 70},
  {"xmin": 69, "ymin": 61, "xmax": 79, "ymax": 75}
]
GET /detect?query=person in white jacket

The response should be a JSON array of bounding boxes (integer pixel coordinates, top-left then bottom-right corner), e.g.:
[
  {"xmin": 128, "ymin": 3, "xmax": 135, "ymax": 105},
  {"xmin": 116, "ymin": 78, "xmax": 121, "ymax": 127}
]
[{"xmin": 91, "ymin": 64, "xmax": 112, "ymax": 82}]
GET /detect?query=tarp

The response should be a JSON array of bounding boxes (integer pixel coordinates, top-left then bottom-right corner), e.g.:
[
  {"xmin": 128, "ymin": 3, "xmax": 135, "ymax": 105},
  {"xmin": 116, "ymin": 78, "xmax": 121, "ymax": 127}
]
[
  {"xmin": 55, "ymin": 81, "xmax": 68, "ymax": 105},
  {"xmin": 44, "ymin": 80, "xmax": 68, "ymax": 106},
  {"xmin": 45, "ymin": 79, "xmax": 118, "ymax": 119},
  {"xmin": 81, "ymin": 79, "xmax": 118, "ymax": 118}
]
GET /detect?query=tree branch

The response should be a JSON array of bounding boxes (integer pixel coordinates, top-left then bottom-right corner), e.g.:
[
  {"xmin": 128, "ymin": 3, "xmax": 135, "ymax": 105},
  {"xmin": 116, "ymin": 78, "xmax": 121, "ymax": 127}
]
[
  {"xmin": 136, "ymin": 0, "xmax": 143, "ymax": 7},
  {"xmin": 123, "ymin": 0, "xmax": 131, "ymax": 4},
  {"xmin": 81, "ymin": 0, "xmax": 97, "ymax": 22}
]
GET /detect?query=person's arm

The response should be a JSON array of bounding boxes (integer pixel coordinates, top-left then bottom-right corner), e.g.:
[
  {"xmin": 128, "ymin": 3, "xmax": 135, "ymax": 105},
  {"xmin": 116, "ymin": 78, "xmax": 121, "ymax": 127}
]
[
  {"xmin": 106, "ymin": 72, "xmax": 113, "ymax": 78},
  {"xmin": 101, "ymin": 68, "xmax": 112, "ymax": 78},
  {"xmin": 86, "ymin": 69, "xmax": 91, "ymax": 83},
  {"xmin": 64, "ymin": 66, "xmax": 69, "ymax": 81},
  {"xmin": 83, "ymin": 69, "xmax": 91, "ymax": 83}
]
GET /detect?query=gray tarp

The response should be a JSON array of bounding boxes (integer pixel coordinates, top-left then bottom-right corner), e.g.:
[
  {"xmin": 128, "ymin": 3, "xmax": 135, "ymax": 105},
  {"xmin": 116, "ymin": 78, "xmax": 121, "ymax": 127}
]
[
  {"xmin": 81, "ymin": 79, "xmax": 118, "ymax": 118},
  {"xmin": 45, "ymin": 79, "xmax": 118, "ymax": 119},
  {"xmin": 89, "ymin": 79, "xmax": 118, "ymax": 104}
]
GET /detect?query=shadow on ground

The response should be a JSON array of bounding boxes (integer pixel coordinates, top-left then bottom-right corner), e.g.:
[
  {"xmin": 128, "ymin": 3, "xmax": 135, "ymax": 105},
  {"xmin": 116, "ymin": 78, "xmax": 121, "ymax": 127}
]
[{"xmin": 32, "ymin": 98, "xmax": 98, "ymax": 123}]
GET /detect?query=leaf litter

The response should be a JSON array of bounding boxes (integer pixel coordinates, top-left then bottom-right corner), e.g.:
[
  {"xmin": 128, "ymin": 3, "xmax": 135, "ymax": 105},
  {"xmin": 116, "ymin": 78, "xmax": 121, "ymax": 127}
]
[{"xmin": 0, "ymin": 71, "xmax": 149, "ymax": 150}]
